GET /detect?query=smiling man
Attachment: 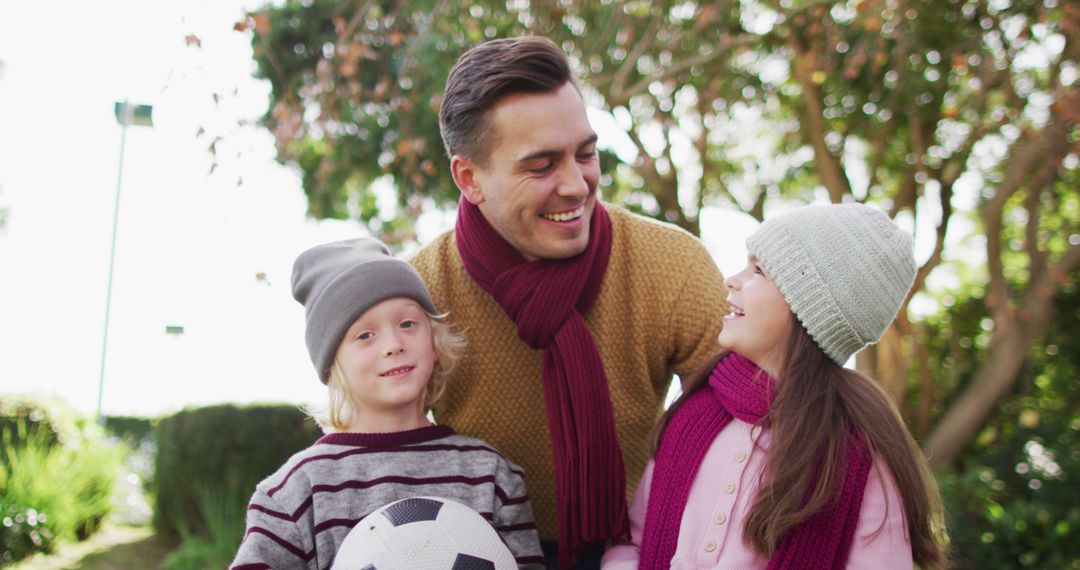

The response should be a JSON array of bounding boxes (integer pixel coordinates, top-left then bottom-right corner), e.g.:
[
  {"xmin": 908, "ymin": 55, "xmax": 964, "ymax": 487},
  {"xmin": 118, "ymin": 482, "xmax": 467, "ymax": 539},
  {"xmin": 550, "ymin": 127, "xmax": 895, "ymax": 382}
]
[{"xmin": 409, "ymin": 36, "xmax": 728, "ymax": 569}]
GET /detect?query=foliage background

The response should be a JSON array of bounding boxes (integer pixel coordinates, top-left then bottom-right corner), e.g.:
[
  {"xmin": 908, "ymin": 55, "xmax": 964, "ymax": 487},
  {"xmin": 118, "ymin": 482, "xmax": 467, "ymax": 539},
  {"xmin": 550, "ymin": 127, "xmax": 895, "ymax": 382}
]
[{"xmin": 229, "ymin": 0, "xmax": 1080, "ymax": 567}]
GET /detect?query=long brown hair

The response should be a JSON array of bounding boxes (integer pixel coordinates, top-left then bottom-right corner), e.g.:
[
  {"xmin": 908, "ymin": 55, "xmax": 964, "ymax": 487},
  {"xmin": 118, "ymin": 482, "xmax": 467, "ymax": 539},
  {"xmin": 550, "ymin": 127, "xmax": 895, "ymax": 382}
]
[{"xmin": 654, "ymin": 323, "xmax": 947, "ymax": 568}]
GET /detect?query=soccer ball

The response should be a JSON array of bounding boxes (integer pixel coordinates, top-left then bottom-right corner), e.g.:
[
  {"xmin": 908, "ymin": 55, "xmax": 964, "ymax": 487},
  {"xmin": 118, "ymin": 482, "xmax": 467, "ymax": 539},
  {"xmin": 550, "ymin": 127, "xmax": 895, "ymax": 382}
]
[{"xmin": 331, "ymin": 496, "xmax": 518, "ymax": 570}]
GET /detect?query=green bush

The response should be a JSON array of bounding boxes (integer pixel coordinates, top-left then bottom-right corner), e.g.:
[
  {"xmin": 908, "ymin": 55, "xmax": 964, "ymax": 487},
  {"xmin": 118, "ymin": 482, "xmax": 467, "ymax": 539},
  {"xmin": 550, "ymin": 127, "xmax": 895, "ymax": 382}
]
[
  {"xmin": 153, "ymin": 404, "xmax": 321, "ymax": 540},
  {"xmin": 0, "ymin": 395, "xmax": 95, "ymax": 452},
  {"xmin": 103, "ymin": 415, "xmax": 155, "ymax": 445},
  {"xmin": 923, "ymin": 275, "xmax": 1080, "ymax": 567},
  {"xmin": 0, "ymin": 498, "xmax": 55, "ymax": 566},
  {"xmin": 161, "ymin": 482, "xmax": 249, "ymax": 570},
  {"xmin": 0, "ymin": 434, "xmax": 123, "ymax": 565}
]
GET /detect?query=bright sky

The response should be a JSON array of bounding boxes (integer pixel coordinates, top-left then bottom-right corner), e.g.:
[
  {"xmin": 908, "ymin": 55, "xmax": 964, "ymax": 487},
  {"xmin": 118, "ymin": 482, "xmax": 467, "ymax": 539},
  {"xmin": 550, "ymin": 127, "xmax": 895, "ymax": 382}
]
[{"xmin": 0, "ymin": 1, "xmax": 765, "ymax": 419}]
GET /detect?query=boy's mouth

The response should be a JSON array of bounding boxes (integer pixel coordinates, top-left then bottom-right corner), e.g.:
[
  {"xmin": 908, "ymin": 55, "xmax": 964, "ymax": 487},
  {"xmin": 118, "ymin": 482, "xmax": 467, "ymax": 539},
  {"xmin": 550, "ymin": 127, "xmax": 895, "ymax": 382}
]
[
  {"xmin": 380, "ymin": 365, "xmax": 415, "ymax": 377},
  {"xmin": 727, "ymin": 303, "xmax": 745, "ymax": 318}
]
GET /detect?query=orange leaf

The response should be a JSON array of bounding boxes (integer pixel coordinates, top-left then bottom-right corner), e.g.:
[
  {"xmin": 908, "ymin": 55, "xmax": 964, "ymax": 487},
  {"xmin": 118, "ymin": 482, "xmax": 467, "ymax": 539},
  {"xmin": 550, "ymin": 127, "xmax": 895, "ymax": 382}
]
[{"xmin": 253, "ymin": 13, "xmax": 271, "ymax": 35}]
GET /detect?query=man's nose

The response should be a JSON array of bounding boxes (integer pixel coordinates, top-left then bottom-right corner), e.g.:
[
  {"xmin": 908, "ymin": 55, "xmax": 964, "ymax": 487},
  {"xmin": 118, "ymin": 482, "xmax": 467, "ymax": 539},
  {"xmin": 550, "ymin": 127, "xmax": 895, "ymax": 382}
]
[{"xmin": 556, "ymin": 160, "xmax": 590, "ymax": 199}]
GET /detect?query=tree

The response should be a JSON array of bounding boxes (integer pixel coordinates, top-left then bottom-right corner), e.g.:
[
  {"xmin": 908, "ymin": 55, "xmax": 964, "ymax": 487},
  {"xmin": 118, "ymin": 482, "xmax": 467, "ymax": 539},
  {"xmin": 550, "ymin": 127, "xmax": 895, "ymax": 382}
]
[{"xmin": 238, "ymin": 0, "xmax": 1080, "ymax": 469}]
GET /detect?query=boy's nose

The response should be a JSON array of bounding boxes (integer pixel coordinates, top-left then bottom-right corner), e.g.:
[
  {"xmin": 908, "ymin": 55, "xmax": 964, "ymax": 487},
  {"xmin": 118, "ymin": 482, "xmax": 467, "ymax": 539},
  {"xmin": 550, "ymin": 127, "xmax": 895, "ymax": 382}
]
[{"xmin": 383, "ymin": 335, "xmax": 405, "ymax": 356}]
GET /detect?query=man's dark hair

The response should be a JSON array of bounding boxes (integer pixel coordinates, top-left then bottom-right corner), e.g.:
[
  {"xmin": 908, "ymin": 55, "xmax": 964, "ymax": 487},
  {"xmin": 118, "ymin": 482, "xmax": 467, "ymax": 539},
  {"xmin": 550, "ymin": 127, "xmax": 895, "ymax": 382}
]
[{"xmin": 439, "ymin": 36, "xmax": 575, "ymax": 165}]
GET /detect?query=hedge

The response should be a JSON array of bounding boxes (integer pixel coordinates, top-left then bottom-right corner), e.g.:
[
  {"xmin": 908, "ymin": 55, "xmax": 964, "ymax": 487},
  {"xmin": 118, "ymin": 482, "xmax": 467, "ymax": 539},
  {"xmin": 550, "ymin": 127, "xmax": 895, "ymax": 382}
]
[{"xmin": 152, "ymin": 404, "xmax": 322, "ymax": 539}]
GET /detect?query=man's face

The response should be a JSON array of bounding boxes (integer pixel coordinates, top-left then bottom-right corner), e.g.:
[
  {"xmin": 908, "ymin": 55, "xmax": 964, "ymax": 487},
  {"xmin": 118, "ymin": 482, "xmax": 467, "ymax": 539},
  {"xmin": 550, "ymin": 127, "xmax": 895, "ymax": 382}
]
[{"xmin": 454, "ymin": 82, "xmax": 600, "ymax": 261}]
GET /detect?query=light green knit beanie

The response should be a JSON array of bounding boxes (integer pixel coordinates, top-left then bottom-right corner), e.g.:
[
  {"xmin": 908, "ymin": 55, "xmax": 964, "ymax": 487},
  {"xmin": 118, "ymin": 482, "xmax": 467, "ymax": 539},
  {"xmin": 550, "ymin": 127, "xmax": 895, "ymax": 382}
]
[{"xmin": 746, "ymin": 203, "xmax": 916, "ymax": 366}]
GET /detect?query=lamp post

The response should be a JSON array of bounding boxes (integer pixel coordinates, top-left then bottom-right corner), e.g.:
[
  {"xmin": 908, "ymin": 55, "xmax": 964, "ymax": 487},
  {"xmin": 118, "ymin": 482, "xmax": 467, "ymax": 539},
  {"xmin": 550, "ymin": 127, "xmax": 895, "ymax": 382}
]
[{"xmin": 96, "ymin": 101, "xmax": 153, "ymax": 425}]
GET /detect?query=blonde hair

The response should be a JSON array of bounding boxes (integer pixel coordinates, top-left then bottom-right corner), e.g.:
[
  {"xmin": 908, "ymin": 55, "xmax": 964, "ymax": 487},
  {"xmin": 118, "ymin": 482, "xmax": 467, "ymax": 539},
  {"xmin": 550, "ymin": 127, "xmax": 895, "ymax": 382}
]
[{"xmin": 308, "ymin": 312, "xmax": 465, "ymax": 432}]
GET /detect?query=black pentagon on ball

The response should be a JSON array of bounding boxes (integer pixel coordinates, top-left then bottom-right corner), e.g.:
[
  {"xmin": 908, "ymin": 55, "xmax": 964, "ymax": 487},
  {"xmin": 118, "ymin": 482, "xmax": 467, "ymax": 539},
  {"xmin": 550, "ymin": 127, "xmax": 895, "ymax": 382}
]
[
  {"xmin": 451, "ymin": 553, "xmax": 496, "ymax": 570},
  {"xmin": 380, "ymin": 497, "xmax": 444, "ymax": 527},
  {"xmin": 360, "ymin": 566, "xmax": 375, "ymax": 570}
]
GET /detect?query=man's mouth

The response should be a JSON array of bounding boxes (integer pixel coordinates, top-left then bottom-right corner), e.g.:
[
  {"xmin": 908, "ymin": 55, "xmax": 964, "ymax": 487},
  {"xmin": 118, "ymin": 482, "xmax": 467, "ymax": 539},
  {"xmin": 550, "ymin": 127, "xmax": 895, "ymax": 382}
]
[
  {"xmin": 540, "ymin": 205, "xmax": 585, "ymax": 222},
  {"xmin": 380, "ymin": 365, "xmax": 414, "ymax": 377}
]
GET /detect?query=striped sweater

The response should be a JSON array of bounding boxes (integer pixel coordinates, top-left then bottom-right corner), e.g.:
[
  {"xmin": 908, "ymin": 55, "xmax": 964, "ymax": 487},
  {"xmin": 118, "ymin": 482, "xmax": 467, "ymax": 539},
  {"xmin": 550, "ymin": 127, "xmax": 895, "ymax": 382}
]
[{"xmin": 230, "ymin": 424, "xmax": 545, "ymax": 569}]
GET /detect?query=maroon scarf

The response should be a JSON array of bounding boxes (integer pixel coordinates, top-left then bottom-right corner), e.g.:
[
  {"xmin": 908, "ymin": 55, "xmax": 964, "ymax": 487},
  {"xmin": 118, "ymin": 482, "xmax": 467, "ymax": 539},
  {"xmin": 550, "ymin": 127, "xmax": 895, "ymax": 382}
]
[
  {"xmin": 639, "ymin": 352, "xmax": 872, "ymax": 569},
  {"xmin": 455, "ymin": 198, "xmax": 628, "ymax": 568}
]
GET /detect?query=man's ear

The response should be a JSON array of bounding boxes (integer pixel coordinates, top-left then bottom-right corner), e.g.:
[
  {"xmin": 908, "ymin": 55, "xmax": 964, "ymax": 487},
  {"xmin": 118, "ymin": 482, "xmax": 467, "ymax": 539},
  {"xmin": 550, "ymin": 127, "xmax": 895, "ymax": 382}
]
[{"xmin": 451, "ymin": 155, "xmax": 484, "ymax": 206}]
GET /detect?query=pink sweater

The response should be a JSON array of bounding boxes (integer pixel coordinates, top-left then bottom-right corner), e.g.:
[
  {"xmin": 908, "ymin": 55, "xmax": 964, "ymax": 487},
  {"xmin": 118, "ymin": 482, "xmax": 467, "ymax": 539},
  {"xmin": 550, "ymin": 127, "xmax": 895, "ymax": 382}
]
[{"xmin": 601, "ymin": 419, "xmax": 913, "ymax": 569}]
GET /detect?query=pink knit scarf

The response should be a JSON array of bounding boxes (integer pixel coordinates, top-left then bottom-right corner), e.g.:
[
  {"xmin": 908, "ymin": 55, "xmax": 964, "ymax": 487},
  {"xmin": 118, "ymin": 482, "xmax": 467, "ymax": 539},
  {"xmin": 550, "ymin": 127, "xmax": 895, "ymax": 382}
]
[
  {"xmin": 639, "ymin": 352, "xmax": 872, "ymax": 569},
  {"xmin": 455, "ymin": 198, "xmax": 628, "ymax": 569}
]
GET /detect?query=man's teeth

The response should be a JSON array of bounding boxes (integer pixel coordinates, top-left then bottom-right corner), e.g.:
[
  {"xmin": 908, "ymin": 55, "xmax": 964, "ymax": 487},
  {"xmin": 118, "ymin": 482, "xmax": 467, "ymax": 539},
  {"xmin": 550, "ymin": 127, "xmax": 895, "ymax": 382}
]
[{"xmin": 542, "ymin": 206, "xmax": 584, "ymax": 222}]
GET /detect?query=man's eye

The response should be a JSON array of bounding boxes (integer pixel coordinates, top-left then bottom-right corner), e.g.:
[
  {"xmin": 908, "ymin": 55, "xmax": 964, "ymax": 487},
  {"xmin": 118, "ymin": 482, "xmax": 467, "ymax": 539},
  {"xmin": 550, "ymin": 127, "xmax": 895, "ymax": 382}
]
[
  {"xmin": 530, "ymin": 162, "xmax": 555, "ymax": 174},
  {"xmin": 577, "ymin": 149, "xmax": 596, "ymax": 161}
]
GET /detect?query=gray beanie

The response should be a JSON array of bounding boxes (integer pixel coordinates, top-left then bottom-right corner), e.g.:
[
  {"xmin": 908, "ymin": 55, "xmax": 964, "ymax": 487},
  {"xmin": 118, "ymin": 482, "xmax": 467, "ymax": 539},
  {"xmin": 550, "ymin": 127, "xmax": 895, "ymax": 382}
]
[
  {"xmin": 746, "ymin": 203, "xmax": 916, "ymax": 366},
  {"xmin": 291, "ymin": 238, "xmax": 437, "ymax": 383}
]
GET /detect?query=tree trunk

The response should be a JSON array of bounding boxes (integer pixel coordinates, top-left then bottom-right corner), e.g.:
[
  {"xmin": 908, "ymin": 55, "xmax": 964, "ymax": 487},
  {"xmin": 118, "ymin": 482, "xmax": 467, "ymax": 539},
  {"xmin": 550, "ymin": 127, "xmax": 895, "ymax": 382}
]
[{"xmin": 922, "ymin": 323, "xmax": 1031, "ymax": 471}]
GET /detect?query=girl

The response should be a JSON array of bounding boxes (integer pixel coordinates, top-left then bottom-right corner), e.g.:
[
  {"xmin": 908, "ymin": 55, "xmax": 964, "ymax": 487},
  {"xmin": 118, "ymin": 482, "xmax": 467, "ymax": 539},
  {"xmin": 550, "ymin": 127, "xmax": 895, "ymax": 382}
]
[
  {"xmin": 231, "ymin": 237, "xmax": 544, "ymax": 569},
  {"xmin": 602, "ymin": 204, "xmax": 947, "ymax": 569}
]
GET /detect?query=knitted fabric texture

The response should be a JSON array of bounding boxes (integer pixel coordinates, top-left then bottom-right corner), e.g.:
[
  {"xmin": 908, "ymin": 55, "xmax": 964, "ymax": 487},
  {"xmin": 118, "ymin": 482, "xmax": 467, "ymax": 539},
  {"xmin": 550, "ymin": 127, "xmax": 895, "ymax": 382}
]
[
  {"xmin": 454, "ymin": 198, "xmax": 628, "ymax": 569},
  {"xmin": 291, "ymin": 238, "xmax": 437, "ymax": 383},
  {"xmin": 409, "ymin": 204, "xmax": 728, "ymax": 543},
  {"xmin": 746, "ymin": 203, "xmax": 916, "ymax": 365},
  {"xmin": 639, "ymin": 352, "xmax": 873, "ymax": 569},
  {"xmin": 229, "ymin": 424, "xmax": 545, "ymax": 569}
]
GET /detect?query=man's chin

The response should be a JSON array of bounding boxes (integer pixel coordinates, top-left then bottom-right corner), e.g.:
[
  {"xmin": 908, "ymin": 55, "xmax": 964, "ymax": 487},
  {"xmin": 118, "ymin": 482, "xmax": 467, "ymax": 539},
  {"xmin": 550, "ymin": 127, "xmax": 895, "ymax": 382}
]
[{"xmin": 541, "ymin": 235, "xmax": 591, "ymax": 260}]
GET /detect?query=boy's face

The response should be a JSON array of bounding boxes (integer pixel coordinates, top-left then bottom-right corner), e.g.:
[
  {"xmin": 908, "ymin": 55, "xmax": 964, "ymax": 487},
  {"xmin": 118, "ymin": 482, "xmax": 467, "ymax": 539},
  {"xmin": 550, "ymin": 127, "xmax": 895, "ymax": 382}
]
[
  {"xmin": 335, "ymin": 297, "xmax": 436, "ymax": 430},
  {"xmin": 452, "ymin": 82, "xmax": 600, "ymax": 261}
]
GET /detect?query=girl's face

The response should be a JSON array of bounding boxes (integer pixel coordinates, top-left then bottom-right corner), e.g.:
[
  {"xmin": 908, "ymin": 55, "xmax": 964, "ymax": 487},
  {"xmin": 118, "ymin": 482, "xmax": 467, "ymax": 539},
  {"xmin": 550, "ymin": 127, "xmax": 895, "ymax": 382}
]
[
  {"xmin": 718, "ymin": 253, "xmax": 793, "ymax": 377},
  {"xmin": 334, "ymin": 297, "xmax": 436, "ymax": 432}
]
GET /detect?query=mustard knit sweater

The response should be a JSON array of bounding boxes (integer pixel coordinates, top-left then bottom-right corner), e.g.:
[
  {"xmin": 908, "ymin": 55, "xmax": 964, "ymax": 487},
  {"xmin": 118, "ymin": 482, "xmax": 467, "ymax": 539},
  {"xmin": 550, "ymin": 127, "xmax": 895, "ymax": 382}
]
[{"xmin": 409, "ymin": 204, "xmax": 728, "ymax": 541}]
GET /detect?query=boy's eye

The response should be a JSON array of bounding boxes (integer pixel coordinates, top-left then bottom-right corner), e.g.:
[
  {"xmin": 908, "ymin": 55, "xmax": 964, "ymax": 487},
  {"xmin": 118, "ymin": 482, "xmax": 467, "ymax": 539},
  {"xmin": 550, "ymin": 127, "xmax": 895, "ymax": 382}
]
[
  {"xmin": 357, "ymin": 331, "xmax": 374, "ymax": 341},
  {"xmin": 753, "ymin": 264, "xmax": 764, "ymax": 275},
  {"xmin": 400, "ymin": 320, "xmax": 417, "ymax": 329}
]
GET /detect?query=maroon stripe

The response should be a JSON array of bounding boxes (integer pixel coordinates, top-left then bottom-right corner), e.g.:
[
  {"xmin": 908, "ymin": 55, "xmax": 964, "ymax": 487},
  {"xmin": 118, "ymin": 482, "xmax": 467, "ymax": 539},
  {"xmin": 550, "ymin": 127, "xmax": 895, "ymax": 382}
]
[
  {"xmin": 317, "ymin": 425, "xmax": 453, "ymax": 447},
  {"xmin": 312, "ymin": 474, "xmax": 498, "ymax": 496},
  {"xmin": 268, "ymin": 443, "xmax": 514, "ymax": 496},
  {"xmin": 309, "ymin": 474, "xmax": 530, "ymax": 509},
  {"xmin": 517, "ymin": 555, "xmax": 547, "ymax": 564},
  {"xmin": 245, "ymin": 526, "xmax": 313, "ymax": 561},
  {"xmin": 313, "ymin": 517, "xmax": 361, "ymax": 534},
  {"xmin": 496, "ymin": 521, "xmax": 537, "ymax": 532},
  {"xmin": 500, "ymin": 493, "xmax": 530, "ymax": 506},
  {"xmin": 248, "ymin": 497, "xmax": 312, "ymax": 522}
]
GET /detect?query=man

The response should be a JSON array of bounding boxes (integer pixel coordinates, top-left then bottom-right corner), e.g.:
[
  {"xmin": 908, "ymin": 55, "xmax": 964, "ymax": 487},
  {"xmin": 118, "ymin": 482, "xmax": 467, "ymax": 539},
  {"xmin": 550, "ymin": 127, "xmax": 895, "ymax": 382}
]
[{"xmin": 409, "ymin": 36, "xmax": 728, "ymax": 569}]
